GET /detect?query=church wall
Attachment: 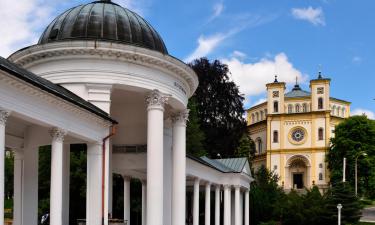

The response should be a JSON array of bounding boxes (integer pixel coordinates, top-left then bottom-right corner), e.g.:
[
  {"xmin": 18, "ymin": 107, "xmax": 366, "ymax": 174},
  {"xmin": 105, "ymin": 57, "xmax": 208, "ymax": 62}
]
[
  {"xmin": 283, "ymin": 121, "xmax": 312, "ymax": 149},
  {"xmin": 270, "ymin": 120, "xmax": 280, "ymax": 150}
]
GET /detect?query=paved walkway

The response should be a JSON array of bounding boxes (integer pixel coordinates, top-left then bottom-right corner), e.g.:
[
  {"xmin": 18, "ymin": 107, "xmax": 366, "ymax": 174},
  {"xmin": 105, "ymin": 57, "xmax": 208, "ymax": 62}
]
[{"xmin": 361, "ymin": 207, "xmax": 375, "ymax": 223}]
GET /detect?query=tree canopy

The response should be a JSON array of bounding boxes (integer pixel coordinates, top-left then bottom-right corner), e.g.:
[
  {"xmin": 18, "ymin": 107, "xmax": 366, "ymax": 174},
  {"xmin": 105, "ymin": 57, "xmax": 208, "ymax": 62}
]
[
  {"xmin": 327, "ymin": 115, "xmax": 375, "ymax": 198},
  {"xmin": 188, "ymin": 58, "xmax": 247, "ymax": 158}
]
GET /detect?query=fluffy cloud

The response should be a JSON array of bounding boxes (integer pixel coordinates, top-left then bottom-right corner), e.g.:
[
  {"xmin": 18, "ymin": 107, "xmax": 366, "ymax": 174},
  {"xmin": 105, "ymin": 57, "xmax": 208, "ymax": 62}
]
[
  {"xmin": 185, "ymin": 32, "xmax": 231, "ymax": 62},
  {"xmin": 222, "ymin": 52, "xmax": 306, "ymax": 101},
  {"xmin": 0, "ymin": 0, "xmax": 53, "ymax": 57},
  {"xmin": 291, "ymin": 7, "xmax": 325, "ymax": 26},
  {"xmin": 352, "ymin": 108, "xmax": 375, "ymax": 119}
]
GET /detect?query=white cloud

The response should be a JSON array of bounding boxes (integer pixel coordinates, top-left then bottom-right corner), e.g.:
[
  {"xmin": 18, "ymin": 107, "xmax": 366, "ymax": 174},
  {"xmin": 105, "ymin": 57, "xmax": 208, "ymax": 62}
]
[
  {"xmin": 231, "ymin": 50, "xmax": 247, "ymax": 60},
  {"xmin": 222, "ymin": 52, "xmax": 306, "ymax": 102},
  {"xmin": 352, "ymin": 108, "xmax": 375, "ymax": 119},
  {"xmin": 208, "ymin": 2, "xmax": 224, "ymax": 22},
  {"xmin": 291, "ymin": 7, "xmax": 325, "ymax": 26},
  {"xmin": 0, "ymin": 0, "xmax": 53, "ymax": 57},
  {"xmin": 185, "ymin": 32, "xmax": 231, "ymax": 62}
]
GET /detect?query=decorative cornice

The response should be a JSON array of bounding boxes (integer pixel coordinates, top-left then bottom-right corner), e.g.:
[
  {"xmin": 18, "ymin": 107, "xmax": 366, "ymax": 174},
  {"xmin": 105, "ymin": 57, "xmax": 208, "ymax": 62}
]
[
  {"xmin": 49, "ymin": 127, "xmax": 67, "ymax": 142},
  {"xmin": 0, "ymin": 109, "xmax": 10, "ymax": 126},
  {"xmin": 0, "ymin": 72, "xmax": 113, "ymax": 128},
  {"xmin": 145, "ymin": 89, "xmax": 169, "ymax": 111},
  {"xmin": 172, "ymin": 109, "xmax": 189, "ymax": 125},
  {"xmin": 9, "ymin": 41, "xmax": 199, "ymax": 97}
]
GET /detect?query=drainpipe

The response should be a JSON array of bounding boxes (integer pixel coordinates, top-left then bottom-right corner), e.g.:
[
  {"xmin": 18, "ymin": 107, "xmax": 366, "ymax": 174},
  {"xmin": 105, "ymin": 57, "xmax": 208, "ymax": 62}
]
[{"xmin": 102, "ymin": 125, "xmax": 117, "ymax": 225}]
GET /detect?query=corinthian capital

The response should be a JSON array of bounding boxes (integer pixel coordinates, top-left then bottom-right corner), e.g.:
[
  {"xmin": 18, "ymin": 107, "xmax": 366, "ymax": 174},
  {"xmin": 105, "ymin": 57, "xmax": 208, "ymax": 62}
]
[
  {"xmin": 49, "ymin": 127, "xmax": 67, "ymax": 142},
  {"xmin": 172, "ymin": 109, "xmax": 190, "ymax": 125},
  {"xmin": 0, "ymin": 109, "xmax": 11, "ymax": 126},
  {"xmin": 145, "ymin": 89, "xmax": 169, "ymax": 110}
]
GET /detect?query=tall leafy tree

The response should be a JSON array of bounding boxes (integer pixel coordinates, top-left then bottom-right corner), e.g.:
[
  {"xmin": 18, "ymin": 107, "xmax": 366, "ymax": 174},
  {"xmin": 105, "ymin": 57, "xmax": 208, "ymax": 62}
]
[
  {"xmin": 186, "ymin": 98, "xmax": 206, "ymax": 157},
  {"xmin": 189, "ymin": 58, "xmax": 247, "ymax": 158},
  {"xmin": 327, "ymin": 115, "xmax": 375, "ymax": 197}
]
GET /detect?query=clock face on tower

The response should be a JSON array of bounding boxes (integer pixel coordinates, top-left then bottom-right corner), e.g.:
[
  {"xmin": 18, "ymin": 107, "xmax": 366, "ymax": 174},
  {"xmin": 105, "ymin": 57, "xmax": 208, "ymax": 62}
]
[{"xmin": 289, "ymin": 127, "xmax": 308, "ymax": 145}]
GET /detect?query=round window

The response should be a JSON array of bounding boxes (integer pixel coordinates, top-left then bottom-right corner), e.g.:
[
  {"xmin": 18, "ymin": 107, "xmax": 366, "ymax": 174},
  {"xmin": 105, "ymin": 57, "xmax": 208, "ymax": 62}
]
[{"xmin": 291, "ymin": 128, "xmax": 305, "ymax": 142}]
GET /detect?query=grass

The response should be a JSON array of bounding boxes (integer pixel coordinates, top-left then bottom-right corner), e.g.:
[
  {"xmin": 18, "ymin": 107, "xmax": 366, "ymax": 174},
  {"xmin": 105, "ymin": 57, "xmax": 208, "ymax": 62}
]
[{"xmin": 358, "ymin": 223, "xmax": 375, "ymax": 225}]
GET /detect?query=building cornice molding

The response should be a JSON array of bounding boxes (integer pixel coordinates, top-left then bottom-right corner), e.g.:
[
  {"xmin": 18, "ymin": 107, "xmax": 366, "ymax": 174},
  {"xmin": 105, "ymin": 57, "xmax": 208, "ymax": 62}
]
[
  {"xmin": 0, "ymin": 72, "xmax": 113, "ymax": 128},
  {"xmin": 9, "ymin": 41, "xmax": 199, "ymax": 98}
]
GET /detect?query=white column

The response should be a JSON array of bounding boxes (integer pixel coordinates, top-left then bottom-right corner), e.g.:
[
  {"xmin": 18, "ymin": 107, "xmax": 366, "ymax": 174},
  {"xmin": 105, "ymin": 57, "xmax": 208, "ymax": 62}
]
[
  {"xmin": 49, "ymin": 128, "xmax": 67, "ymax": 225},
  {"xmin": 205, "ymin": 182, "xmax": 211, "ymax": 225},
  {"xmin": 215, "ymin": 185, "xmax": 220, "ymax": 225},
  {"xmin": 13, "ymin": 149, "xmax": 23, "ymax": 225},
  {"xmin": 141, "ymin": 180, "xmax": 147, "ymax": 225},
  {"xmin": 223, "ymin": 185, "xmax": 230, "ymax": 225},
  {"xmin": 123, "ymin": 176, "xmax": 131, "ymax": 224},
  {"xmin": 234, "ymin": 186, "xmax": 241, "ymax": 225},
  {"xmin": 62, "ymin": 144, "xmax": 70, "ymax": 225},
  {"xmin": 171, "ymin": 110, "xmax": 189, "ymax": 225},
  {"xmin": 244, "ymin": 189, "xmax": 249, "ymax": 225},
  {"xmin": 86, "ymin": 143, "xmax": 103, "ymax": 225},
  {"xmin": 145, "ymin": 90, "xmax": 168, "ymax": 225},
  {"xmin": 0, "ymin": 110, "xmax": 9, "ymax": 225},
  {"xmin": 193, "ymin": 178, "xmax": 200, "ymax": 225},
  {"xmin": 23, "ymin": 126, "xmax": 39, "ymax": 225}
]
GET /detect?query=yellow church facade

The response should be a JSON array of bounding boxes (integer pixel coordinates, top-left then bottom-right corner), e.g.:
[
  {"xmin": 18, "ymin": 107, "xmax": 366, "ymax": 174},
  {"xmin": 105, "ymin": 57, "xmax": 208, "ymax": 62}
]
[{"xmin": 247, "ymin": 73, "xmax": 350, "ymax": 190}]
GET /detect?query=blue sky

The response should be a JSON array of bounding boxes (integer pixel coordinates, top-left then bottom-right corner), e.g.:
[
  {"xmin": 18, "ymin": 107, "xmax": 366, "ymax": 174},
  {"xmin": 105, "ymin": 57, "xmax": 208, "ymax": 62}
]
[{"xmin": 1, "ymin": 0, "xmax": 374, "ymax": 117}]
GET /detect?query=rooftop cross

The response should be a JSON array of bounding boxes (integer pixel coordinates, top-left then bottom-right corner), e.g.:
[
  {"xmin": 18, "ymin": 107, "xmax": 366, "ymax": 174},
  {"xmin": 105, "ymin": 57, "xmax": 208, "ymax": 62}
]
[
  {"xmin": 274, "ymin": 75, "xmax": 278, "ymax": 83},
  {"xmin": 318, "ymin": 64, "xmax": 323, "ymax": 79}
]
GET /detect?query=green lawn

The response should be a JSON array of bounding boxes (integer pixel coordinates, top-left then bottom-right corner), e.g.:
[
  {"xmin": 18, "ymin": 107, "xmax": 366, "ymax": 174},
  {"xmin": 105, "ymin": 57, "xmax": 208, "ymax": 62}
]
[{"xmin": 359, "ymin": 222, "xmax": 375, "ymax": 225}]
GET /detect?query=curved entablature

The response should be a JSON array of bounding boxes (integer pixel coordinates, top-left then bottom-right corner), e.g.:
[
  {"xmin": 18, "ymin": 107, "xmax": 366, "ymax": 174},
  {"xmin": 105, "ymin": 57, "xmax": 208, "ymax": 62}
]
[
  {"xmin": 286, "ymin": 155, "xmax": 311, "ymax": 168},
  {"xmin": 8, "ymin": 41, "xmax": 198, "ymax": 109}
]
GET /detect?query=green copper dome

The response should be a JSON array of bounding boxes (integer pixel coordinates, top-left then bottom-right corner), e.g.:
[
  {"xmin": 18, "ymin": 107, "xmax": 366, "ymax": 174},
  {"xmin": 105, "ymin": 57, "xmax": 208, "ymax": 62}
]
[{"xmin": 38, "ymin": 0, "xmax": 168, "ymax": 54}]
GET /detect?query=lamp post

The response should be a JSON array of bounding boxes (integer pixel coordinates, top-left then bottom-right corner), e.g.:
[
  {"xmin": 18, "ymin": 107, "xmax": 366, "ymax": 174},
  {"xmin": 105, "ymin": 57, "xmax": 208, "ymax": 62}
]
[
  {"xmin": 355, "ymin": 152, "xmax": 368, "ymax": 196},
  {"xmin": 337, "ymin": 204, "xmax": 342, "ymax": 225}
]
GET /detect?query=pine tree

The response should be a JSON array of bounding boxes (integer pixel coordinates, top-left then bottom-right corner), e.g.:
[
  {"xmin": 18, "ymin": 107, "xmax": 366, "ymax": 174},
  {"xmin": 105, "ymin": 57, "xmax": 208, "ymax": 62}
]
[{"xmin": 322, "ymin": 182, "xmax": 362, "ymax": 225}]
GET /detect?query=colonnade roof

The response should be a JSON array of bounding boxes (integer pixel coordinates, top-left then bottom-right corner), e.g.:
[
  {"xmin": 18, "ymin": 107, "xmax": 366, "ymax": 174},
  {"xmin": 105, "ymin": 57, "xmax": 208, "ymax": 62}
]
[
  {"xmin": 187, "ymin": 154, "xmax": 251, "ymax": 176},
  {"xmin": 0, "ymin": 56, "xmax": 117, "ymax": 124}
]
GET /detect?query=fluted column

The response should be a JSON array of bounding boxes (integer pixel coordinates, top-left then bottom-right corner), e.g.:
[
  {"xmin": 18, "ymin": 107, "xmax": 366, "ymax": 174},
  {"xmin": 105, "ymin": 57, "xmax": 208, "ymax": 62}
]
[
  {"xmin": 205, "ymin": 182, "xmax": 211, "ymax": 225},
  {"xmin": 0, "ymin": 110, "xmax": 10, "ymax": 225},
  {"xmin": 171, "ymin": 110, "xmax": 189, "ymax": 225},
  {"xmin": 141, "ymin": 180, "xmax": 147, "ymax": 225},
  {"xmin": 123, "ymin": 176, "xmax": 131, "ymax": 224},
  {"xmin": 234, "ymin": 186, "xmax": 241, "ymax": 225},
  {"xmin": 193, "ymin": 178, "xmax": 200, "ymax": 225},
  {"xmin": 223, "ymin": 185, "xmax": 231, "ymax": 225},
  {"xmin": 49, "ymin": 127, "xmax": 67, "ymax": 225},
  {"xmin": 145, "ymin": 90, "xmax": 168, "ymax": 225},
  {"xmin": 244, "ymin": 189, "xmax": 249, "ymax": 225},
  {"xmin": 87, "ymin": 143, "xmax": 103, "ymax": 225},
  {"xmin": 215, "ymin": 185, "xmax": 220, "ymax": 225}
]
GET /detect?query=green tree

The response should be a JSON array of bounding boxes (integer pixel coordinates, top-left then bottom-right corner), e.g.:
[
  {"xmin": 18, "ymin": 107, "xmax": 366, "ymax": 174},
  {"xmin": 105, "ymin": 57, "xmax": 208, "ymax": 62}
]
[
  {"xmin": 321, "ymin": 182, "xmax": 362, "ymax": 225},
  {"xmin": 189, "ymin": 58, "xmax": 247, "ymax": 158},
  {"xmin": 250, "ymin": 165, "xmax": 285, "ymax": 224},
  {"xmin": 235, "ymin": 134, "xmax": 255, "ymax": 158},
  {"xmin": 327, "ymin": 115, "xmax": 375, "ymax": 198},
  {"xmin": 186, "ymin": 98, "xmax": 206, "ymax": 157}
]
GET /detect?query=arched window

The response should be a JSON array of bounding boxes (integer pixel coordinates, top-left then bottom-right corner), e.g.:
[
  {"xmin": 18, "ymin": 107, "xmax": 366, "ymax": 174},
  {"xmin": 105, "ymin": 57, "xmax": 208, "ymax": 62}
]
[
  {"xmin": 273, "ymin": 130, "xmax": 279, "ymax": 143},
  {"xmin": 288, "ymin": 104, "xmax": 293, "ymax": 113},
  {"xmin": 257, "ymin": 138, "xmax": 263, "ymax": 154},
  {"xmin": 260, "ymin": 111, "xmax": 264, "ymax": 120},
  {"xmin": 295, "ymin": 104, "xmax": 300, "ymax": 113},
  {"xmin": 318, "ymin": 97, "xmax": 323, "ymax": 110},
  {"xmin": 336, "ymin": 106, "xmax": 340, "ymax": 116},
  {"xmin": 264, "ymin": 109, "xmax": 268, "ymax": 116},
  {"xmin": 256, "ymin": 112, "xmax": 259, "ymax": 122},
  {"xmin": 273, "ymin": 101, "xmax": 279, "ymax": 113},
  {"xmin": 302, "ymin": 103, "xmax": 307, "ymax": 112},
  {"xmin": 251, "ymin": 113, "xmax": 255, "ymax": 124},
  {"xmin": 319, "ymin": 173, "xmax": 323, "ymax": 181},
  {"xmin": 342, "ymin": 108, "xmax": 345, "ymax": 117},
  {"xmin": 318, "ymin": 128, "xmax": 324, "ymax": 140}
]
